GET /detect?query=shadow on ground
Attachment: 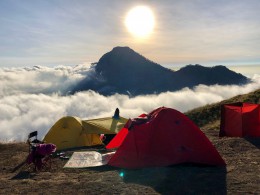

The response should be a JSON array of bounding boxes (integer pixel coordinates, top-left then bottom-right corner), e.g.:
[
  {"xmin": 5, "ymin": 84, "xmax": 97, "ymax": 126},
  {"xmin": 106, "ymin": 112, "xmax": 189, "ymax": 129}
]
[
  {"xmin": 120, "ymin": 165, "xmax": 227, "ymax": 194},
  {"xmin": 11, "ymin": 171, "xmax": 36, "ymax": 180},
  {"xmin": 245, "ymin": 137, "xmax": 260, "ymax": 149}
]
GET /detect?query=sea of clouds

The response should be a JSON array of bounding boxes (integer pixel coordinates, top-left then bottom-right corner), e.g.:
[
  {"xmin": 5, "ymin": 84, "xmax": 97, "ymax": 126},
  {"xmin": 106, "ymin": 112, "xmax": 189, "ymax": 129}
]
[{"xmin": 0, "ymin": 64, "xmax": 259, "ymax": 142}]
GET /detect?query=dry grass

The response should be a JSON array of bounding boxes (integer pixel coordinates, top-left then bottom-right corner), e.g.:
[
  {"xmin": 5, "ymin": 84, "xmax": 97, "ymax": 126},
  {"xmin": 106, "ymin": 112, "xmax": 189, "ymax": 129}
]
[
  {"xmin": 185, "ymin": 89, "xmax": 260, "ymax": 127},
  {"xmin": 1, "ymin": 130, "xmax": 259, "ymax": 194}
]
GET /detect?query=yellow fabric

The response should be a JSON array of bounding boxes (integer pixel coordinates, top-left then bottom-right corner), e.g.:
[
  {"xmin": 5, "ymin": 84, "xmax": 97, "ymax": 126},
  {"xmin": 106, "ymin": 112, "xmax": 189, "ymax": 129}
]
[
  {"xmin": 43, "ymin": 116, "xmax": 102, "ymax": 150},
  {"xmin": 82, "ymin": 117, "xmax": 128, "ymax": 134}
]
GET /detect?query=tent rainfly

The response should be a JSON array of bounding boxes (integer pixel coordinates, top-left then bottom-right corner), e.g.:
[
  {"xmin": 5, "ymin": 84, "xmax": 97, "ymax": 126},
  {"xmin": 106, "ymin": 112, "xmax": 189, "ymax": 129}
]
[
  {"xmin": 219, "ymin": 102, "xmax": 260, "ymax": 137},
  {"xmin": 107, "ymin": 107, "xmax": 226, "ymax": 168}
]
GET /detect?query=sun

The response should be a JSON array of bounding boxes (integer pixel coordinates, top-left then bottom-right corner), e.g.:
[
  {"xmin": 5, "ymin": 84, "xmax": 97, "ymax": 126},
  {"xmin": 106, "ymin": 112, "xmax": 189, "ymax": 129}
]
[{"xmin": 125, "ymin": 6, "xmax": 155, "ymax": 38}]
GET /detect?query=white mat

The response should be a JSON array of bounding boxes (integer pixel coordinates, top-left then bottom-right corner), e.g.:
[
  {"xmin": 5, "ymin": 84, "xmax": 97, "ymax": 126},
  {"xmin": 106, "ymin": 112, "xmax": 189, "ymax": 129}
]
[{"xmin": 64, "ymin": 151, "xmax": 115, "ymax": 168}]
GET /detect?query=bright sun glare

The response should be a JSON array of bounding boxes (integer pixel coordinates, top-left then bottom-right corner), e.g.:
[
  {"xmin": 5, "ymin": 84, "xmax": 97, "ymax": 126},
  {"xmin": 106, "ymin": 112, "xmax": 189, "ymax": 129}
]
[{"xmin": 125, "ymin": 6, "xmax": 155, "ymax": 38}]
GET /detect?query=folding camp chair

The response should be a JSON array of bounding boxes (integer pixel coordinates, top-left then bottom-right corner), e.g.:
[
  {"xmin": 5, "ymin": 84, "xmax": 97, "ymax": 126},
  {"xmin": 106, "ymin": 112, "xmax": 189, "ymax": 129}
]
[
  {"xmin": 27, "ymin": 131, "xmax": 42, "ymax": 152},
  {"xmin": 26, "ymin": 131, "xmax": 56, "ymax": 172}
]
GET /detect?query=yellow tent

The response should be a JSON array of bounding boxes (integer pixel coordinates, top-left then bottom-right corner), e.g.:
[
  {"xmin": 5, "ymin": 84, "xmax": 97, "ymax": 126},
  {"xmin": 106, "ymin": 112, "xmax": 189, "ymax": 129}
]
[
  {"xmin": 43, "ymin": 116, "xmax": 128, "ymax": 150},
  {"xmin": 82, "ymin": 117, "xmax": 128, "ymax": 134}
]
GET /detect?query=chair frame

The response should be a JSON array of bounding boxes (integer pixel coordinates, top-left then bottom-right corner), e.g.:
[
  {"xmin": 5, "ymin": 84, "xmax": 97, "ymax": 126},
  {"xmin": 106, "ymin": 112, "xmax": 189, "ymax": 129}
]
[{"xmin": 26, "ymin": 131, "xmax": 54, "ymax": 172}]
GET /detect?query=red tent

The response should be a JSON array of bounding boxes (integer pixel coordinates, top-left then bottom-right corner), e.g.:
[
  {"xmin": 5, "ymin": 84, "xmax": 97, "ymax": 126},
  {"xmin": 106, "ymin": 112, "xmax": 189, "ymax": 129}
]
[
  {"xmin": 220, "ymin": 102, "xmax": 260, "ymax": 137},
  {"xmin": 107, "ymin": 107, "xmax": 225, "ymax": 168}
]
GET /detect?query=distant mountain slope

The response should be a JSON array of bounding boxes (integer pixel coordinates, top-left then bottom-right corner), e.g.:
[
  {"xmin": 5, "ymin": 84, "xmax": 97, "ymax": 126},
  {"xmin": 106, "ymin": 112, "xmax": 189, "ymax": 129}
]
[
  {"xmin": 185, "ymin": 89, "xmax": 260, "ymax": 128},
  {"xmin": 71, "ymin": 46, "xmax": 250, "ymax": 96},
  {"xmin": 175, "ymin": 64, "xmax": 249, "ymax": 87}
]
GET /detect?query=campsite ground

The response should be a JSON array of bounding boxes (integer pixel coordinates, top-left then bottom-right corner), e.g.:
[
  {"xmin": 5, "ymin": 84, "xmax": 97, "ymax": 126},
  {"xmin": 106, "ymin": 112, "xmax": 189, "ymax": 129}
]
[{"xmin": 0, "ymin": 124, "xmax": 259, "ymax": 194}]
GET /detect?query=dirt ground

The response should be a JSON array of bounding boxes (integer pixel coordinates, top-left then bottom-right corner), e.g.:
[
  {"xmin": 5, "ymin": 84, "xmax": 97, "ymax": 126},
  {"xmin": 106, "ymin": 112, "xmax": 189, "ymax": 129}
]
[{"xmin": 0, "ymin": 126, "xmax": 259, "ymax": 195}]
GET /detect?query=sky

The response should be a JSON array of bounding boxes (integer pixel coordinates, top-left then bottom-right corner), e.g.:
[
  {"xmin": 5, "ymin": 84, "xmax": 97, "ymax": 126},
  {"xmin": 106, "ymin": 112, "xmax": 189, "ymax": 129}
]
[{"xmin": 1, "ymin": 0, "xmax": 260, "ymax": 67}]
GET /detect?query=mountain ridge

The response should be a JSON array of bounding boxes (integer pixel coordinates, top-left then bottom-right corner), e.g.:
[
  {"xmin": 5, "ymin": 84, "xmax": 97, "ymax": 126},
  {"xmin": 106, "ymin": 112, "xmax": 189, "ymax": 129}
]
[{"xmin": 71, "ymin": 46, "xmax": 250, "ymax": 96}]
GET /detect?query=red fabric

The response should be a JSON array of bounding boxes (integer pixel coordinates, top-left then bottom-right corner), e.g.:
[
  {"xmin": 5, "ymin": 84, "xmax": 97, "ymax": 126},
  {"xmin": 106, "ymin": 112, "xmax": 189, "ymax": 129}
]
[
  {"xmin": 242, "ymin": 103, "xmax": 260, "ymax": 136},
  {"xmin": 106, "ymin": 128, "xmax": 129, "ymax": 149},
  {"xmin": 106, "ymin": 114, "xmax": 150, "ymax": 149},
  {"xmin": 220, "ymin": 103, "xmax": 260, "ymax": 137},
  {"xmin": 220, "ymin": 105, "xmax": 243, "ymax": 137},
  {"xmin": 27, "ymin": 143, "xmax": 56, "ymax": 170},
  {"xmin": 108, "ymin": 107, "xmax": 225, "ymax": 168}
]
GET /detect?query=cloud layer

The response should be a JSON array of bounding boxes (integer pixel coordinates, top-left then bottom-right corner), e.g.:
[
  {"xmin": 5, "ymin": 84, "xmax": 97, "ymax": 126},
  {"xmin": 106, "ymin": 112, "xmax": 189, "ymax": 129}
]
[{"xmin": 0, "ymin": 65, "xmax": 259, "ymax": 142}]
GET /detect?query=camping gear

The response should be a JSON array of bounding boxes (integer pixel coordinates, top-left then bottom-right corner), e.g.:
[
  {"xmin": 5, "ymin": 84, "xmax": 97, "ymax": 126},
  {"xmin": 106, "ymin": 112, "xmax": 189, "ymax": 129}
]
[
  {"xmin": 43, "ymin": 116, "xmax": 101, "ymax": 150},
  {"xmin": 27, "ymin": 131, "xmax": 56, "ymax": 171},
  {"xmin": 107, "ymin": 107, "xmax": 226, "ymax": 168},
  {"xmin": 43, "ymin": 115, "xmax": 128, "ymax": 150},
  {"xmin": 64, "ymin": 151, "xmax": 115, "ymax": 168},
  {"xmin": 220, "ymin": 102, "xmax": 260, "ymax": 137},
  {"xmin": 27, "ymin": 131, "xmax": 42, "ymax": 153},
  {"xmin": 83, "ymin": 116, "xmax": 128, "ymax": 134},
  {"xmin": 27, "ymin": 143, "xmax": 56, "ymax": 171}
]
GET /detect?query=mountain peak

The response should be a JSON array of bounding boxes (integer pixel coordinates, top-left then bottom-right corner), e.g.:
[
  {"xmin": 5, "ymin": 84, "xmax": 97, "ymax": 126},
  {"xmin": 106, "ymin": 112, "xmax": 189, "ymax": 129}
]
[
  {"xmin": 111, "ymin": 46, "xmax": 133, "ymax": 52},
  {"xmin": 100, "ymin": 46, "xmax": 144, "ymax": 62},
  {"xmin": 95, "ymin": 46, "xmax": 165, "ymax": 76}
]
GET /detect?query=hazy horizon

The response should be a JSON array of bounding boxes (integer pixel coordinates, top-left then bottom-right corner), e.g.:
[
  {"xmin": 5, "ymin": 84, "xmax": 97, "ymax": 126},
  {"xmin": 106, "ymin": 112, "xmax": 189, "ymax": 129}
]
[{"xmin": 1, "ymin": 59, "xmax": 259, "ymax": 75}]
